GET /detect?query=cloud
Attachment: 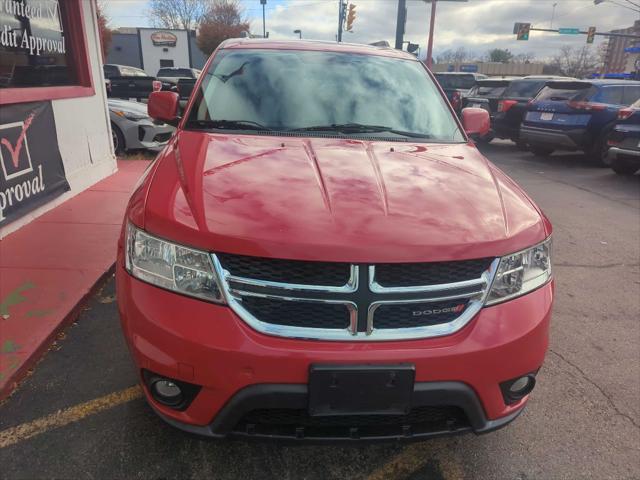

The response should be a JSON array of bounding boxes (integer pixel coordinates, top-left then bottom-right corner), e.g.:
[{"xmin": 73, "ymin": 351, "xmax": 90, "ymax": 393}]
[{"xmin": 104, "ymin": 0, "xmax": 634, "ymax": 60}]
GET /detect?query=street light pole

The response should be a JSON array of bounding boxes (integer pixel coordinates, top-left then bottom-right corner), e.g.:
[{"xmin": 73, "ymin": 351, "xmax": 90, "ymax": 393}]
[
  {"xmin": 260, "ymin": 0, "xmax": 266, "ymax": 38},
  {"xmin": 426, "ymin": 0, "xmax": 437, "ymax": 68},
  {"xmin": 337, "ymin": 0, "xmax": 345, "ymax": 42},
  {"xmin": 294, "ymin": 29, "xmax": 302, "ymax": 39}
]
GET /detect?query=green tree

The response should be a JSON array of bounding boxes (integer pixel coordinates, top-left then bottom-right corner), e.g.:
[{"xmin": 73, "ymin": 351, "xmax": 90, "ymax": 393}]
[{"xmin": 487, "ymin": 48, "xmax": 513, "ymax": 63}]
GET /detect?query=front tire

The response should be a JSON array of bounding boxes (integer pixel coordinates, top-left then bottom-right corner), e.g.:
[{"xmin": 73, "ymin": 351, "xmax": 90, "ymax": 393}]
[
  {"xmin": 111, "ymin": 123, "xmax": 126, "ymax": 155},
  {"xmin": 587, "ymin": 131, "xmax": 612, "ymax": 167}
]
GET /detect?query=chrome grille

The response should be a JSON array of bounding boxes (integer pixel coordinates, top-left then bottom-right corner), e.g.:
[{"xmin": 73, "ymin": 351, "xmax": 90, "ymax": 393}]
[{"xmin": 211, "ymin": 254, "xmax": 498, "ymax": 341}]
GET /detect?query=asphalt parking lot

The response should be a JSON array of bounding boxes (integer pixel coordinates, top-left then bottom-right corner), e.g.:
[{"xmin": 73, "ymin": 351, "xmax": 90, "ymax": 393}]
[{"xmin": 1, "ymin": 141, "xmax": 638, "ymax": 480}]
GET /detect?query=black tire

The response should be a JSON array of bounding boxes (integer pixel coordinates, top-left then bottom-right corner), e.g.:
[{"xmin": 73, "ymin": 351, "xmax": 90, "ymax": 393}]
[
  {"xmin": 530, "ymin": 146, "xmax": 554, "ymax": 157},
  {"xmin": 611, "ymin": 158, "xmax": 640, "ymax": 175},
  {"xmin": 587, "ymin": 130, "xmax": 612, "ymax": 167},
  {"xmin": 111, "ymin": 123, "xmax": 126, "ymax": 155}
]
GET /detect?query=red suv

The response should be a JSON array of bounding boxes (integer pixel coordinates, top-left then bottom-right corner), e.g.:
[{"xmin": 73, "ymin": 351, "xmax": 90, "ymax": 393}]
[{"xmin": 117, "ymin": 40, "xmax": 554, "ymax": 441}]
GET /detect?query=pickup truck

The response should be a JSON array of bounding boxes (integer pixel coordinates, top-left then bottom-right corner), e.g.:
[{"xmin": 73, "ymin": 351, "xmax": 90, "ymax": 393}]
[
  {"xmin": 117, "ymin": 39, "xmax": 553, "ymax": 442},
  {"xmin": 104, "ymin": 64, "xmax": 158, "ymax": 101}
]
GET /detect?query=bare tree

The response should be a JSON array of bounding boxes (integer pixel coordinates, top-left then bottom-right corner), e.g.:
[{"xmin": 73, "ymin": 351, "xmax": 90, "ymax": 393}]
[
  {"xmin": 550, "ymin": 45, "xmax": 600, "ymax": 78},
  {"xmin": 148, "ymin": 0, "xmax": 210, "ymax": 30},
  {"xmin": 435, "ymin": 47, "xmax": 476, "ymax": 65},
  {"xmin": 96, "ymin": 2, "xmax": 112, "ymax": 59},
  {"xmin": 197, "ymin": 0, "xmax": 250, "ymax": 55},
  {"xmin": 513, "ymin": 52, "xmax": 536, "ymax": 64}
]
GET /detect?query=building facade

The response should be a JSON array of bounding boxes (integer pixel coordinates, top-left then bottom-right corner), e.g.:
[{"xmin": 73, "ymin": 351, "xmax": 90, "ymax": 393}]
[
  {"xmin": 0, "ymin": 0, "xmax": 115, "ymax": 238},
  {"xmin": 604, "ymin": 20, "xmax": 640, "ymax": 73},
  {"xmin": 106, "ymin": 28, "xmax": 208, "ymax": 76}
]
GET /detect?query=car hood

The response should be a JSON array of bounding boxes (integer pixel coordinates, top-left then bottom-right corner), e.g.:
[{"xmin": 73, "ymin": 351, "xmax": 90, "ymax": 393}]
[
  {"xmin": 142, "ymin": 131, "xmax": 549, "ymax": 262},
  {"xmin": 108, "ymin": 99, "xmax": 149, "ymax": 115}
]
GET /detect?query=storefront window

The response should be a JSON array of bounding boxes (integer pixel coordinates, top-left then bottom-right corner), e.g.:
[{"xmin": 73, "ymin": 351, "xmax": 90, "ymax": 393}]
[{"xmin": 0, "ymin": 0, "xmax": 75, "ymax": 88}]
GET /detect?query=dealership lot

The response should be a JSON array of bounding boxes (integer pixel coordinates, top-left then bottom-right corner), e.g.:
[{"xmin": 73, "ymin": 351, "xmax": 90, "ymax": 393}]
[{"xmin": 0, "ymin": 141, "xmax": 638, "ymax": 480}]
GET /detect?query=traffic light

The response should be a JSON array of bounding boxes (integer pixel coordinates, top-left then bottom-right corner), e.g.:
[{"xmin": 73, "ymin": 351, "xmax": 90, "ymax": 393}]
[
  {"xmin": 346, "ymin": 4, "xmax": 356, "ymax": 32},
  {"xmin": 587, "ymin": 26, "xmax": 596, "ymax": 44},
  {"xmin": 516, "ymin": 23, "xmax": 530, "ymax": 41}
]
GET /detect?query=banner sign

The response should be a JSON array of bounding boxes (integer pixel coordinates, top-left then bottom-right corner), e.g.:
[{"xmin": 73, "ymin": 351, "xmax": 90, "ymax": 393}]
[{"xmin": 0, "ymin": 101, "xmax": 69, "ymax": 226}]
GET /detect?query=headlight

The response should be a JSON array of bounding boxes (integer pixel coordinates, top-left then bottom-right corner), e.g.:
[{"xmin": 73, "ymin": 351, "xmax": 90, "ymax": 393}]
[
  {"xmin": 485, "ymin": 238, "xmax": 552, "ymax": 305},
  {"xmin": 113, "ymin": 110, "xmax": 148, "ymax": 122},
  {"xmin": 125, "ymin": 223, "xmax": 225, "ymax": 303}
]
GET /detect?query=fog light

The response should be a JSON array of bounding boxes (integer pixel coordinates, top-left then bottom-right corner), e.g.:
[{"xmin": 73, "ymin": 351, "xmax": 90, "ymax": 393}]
[
  {"xmin": 142, "ymin": 369, "xmax": 202, "ymax": 411},
  {"xmin": 152, "ymin": 380, "xmax": 183, "ymax": 406},
  {"xmin": 509, "ymin": 376, "xmax": 532, "ymax": 394},
  {"xmin": 500, "ymin": 373, "xmax": 537, "ymax": 405}
]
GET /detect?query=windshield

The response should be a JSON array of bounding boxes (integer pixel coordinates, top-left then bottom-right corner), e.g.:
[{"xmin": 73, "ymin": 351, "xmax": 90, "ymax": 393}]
[
  {"xmin": 468, "ymin": 82, "xmax": 509, "ymax": 97},
  {"xmin": 434, "ymin": 74, "xmax": 477, "ymax": 90},
  {"xmin": 504, "ymin": 80, "xmax": 546, "ymax": 98},
  {"xmin": 187, "ymin": 49, "xmax": 464, "ymax": 142}
]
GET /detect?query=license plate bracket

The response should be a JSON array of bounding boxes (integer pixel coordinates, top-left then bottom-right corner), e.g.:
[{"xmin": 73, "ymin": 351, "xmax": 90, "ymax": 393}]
[{"xmin": 308, "ymin": 364, "xmax": 415, "ymax": 416}]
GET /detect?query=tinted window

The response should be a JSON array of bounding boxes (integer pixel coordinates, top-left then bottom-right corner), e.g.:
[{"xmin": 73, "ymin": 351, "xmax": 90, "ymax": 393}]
[
  {"xmin": 598, "ymin": 86, "xmax": 624, "ymax": 105},
  {"xmin": 504, "ymin": 80, "xmax": 546, "ymax": 98},
  {"xmin": 158, "ymin": 68, "xmax": 192, "ymax": 77},
  {"xmin": 434, "ymin": 74, "xmax": 477, "ymax": 90},
  {"xmin": 0, "ymin": 0, "xmax": 76, "ymax": 88},
  {"xmin": 535, "ymin": 86, "xmax": 593, "ymax": 102},
  {"xmin": 623, "ymin": 86, "xmax": 640, "ymax": 105},
  {"xmin": 189, "ymin": 49, "xmax": 464, "ymax": 142},
  {"xmin": 103, "ymin": 65, "xmax": 119, "ymax": 79},
  {"xmin": 469, "ymin": 84, "xmax": 508, "ymax": 97}
]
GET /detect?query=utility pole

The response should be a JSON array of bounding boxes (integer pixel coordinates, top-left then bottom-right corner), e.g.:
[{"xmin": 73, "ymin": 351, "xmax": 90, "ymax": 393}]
[
  {"xmin": 426, "ymin": 0, "xmax": 437, "ymax": 67},
  {"xmin": 261, "ymin": 0, "xmax": 266, "ymax": 38},
  {"xmin": 337, "ymin": 0, "xmax": 346, "ymax": 42},
  {"xmin": 395, "ymin": 0, "xmax": 406, "ymax": 49}
]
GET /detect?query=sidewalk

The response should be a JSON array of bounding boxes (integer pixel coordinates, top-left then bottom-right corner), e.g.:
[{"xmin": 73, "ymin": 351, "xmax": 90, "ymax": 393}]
[{"xmin": 0, "ymin": 160, "xmax": 150, "ymax": 399}]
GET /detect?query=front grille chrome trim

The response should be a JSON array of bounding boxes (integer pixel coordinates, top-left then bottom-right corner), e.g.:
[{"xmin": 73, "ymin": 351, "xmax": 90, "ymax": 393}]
[
  {"xmin": 368, "ymin": 266, "xmax": 488, "ymax": 294},
  {"xmin": 211, "ymin": 254, "xmax": 500, "ymax": 341},
  {"xmin": 227, "ymin": 289, "xmax": 359, "ymax": 339},
  {"xmin": 225, "ymin": 264, "xmax": 359, "ymax": 293}
]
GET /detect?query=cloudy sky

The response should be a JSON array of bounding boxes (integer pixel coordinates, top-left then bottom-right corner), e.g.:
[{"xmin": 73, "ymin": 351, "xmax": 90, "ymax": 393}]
[{"xmin": 104, "ymin": 0, "xmax": 638, "ymax": 60}]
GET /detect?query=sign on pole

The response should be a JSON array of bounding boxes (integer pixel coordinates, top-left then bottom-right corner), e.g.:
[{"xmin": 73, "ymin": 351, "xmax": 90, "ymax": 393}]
[{"xmin": 558, "ymin": 28, "xmax": 580, "ymax": 35}]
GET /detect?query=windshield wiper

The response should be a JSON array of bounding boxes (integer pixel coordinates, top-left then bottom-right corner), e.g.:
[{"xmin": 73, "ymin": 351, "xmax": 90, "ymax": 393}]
[
  {"xmin": 186, "ymin": 119, "xmax": 272, "ymax": 131},
  {"xmin": 291, "ymin": 123, "xmax": 431, "ymax": 138}
]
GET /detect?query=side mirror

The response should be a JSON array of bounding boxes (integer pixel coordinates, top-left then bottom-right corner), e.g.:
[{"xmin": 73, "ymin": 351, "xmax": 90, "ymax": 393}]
[
  {"xmin": 461, "ymin": 107, "xmax": 490, "ymax": 139},
  {"xmin": 148, "ymin": 91, "xmax": 180, "ymax": 125}
]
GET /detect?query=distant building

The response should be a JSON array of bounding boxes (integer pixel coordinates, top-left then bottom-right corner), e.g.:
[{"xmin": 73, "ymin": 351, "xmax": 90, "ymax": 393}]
[
  {"xmin": 106, "ymin": 28, "xmax": 208, "ymax": 76},
  {"xmin": 431, "ymin": 62, "xmax": 544, "ymax": 77},
  {"xmin": 603, "ymin": 20, "xmax": 640, "ymax": 73}
]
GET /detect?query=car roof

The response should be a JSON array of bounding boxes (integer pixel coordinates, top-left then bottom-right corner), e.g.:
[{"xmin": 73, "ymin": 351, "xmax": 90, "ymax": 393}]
[
  {"xmin": 219, "ymin": 38, "xmax": 419, "ymax": 61},
  {"xmin": 434, "ymin": 72, "xmax": 484, "ymax": 76}
]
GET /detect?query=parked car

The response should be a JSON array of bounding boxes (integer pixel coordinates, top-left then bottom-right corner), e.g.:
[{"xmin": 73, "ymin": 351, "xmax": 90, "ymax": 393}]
[
  {"xmin": 433, "ymin": 72, "xmax": 487, "ymax": 114},
  {"xmin": 520, "ymin": 79, "xmax": 640, "ymax": 163},
  {"xmin": 117, "ymin": 39, "xmax": 553, "ymax": 441},
  {"xmin": 462, "ymin": 78, "xmax": 515, "ymax": 142},
  {"xmin": 606, "ymin": 99, "xmax": 640, "ymax": 175},
  {"xmin": 493, "ymin": 76, "xmax": 573, "ymax": 147},
  {"xmin": 108, "ymin": 99, "xmax": 174, "ymax": 154},
  {"xmin": 104, "ymin": 64, "xmax": 160, "ymax": 100}
]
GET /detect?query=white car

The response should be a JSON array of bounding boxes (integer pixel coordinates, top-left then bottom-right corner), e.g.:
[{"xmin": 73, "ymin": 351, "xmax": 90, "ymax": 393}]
[{"xmin": 108, "ymin": 99, "xmax": 175, "ymax": 154}]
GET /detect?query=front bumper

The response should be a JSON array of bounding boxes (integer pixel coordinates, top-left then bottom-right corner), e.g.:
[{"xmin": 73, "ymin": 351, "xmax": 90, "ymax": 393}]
[
  {"xmin": 122, "ymin": 119, "xmax": 175, "ymax": 151},
  {"xmin": 116, "ymin": 265, "xmax": 553, "ymax": 439},
  {"xmin": 520, "ymin": 126, "xmax": 587, "ymax": 150}
]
